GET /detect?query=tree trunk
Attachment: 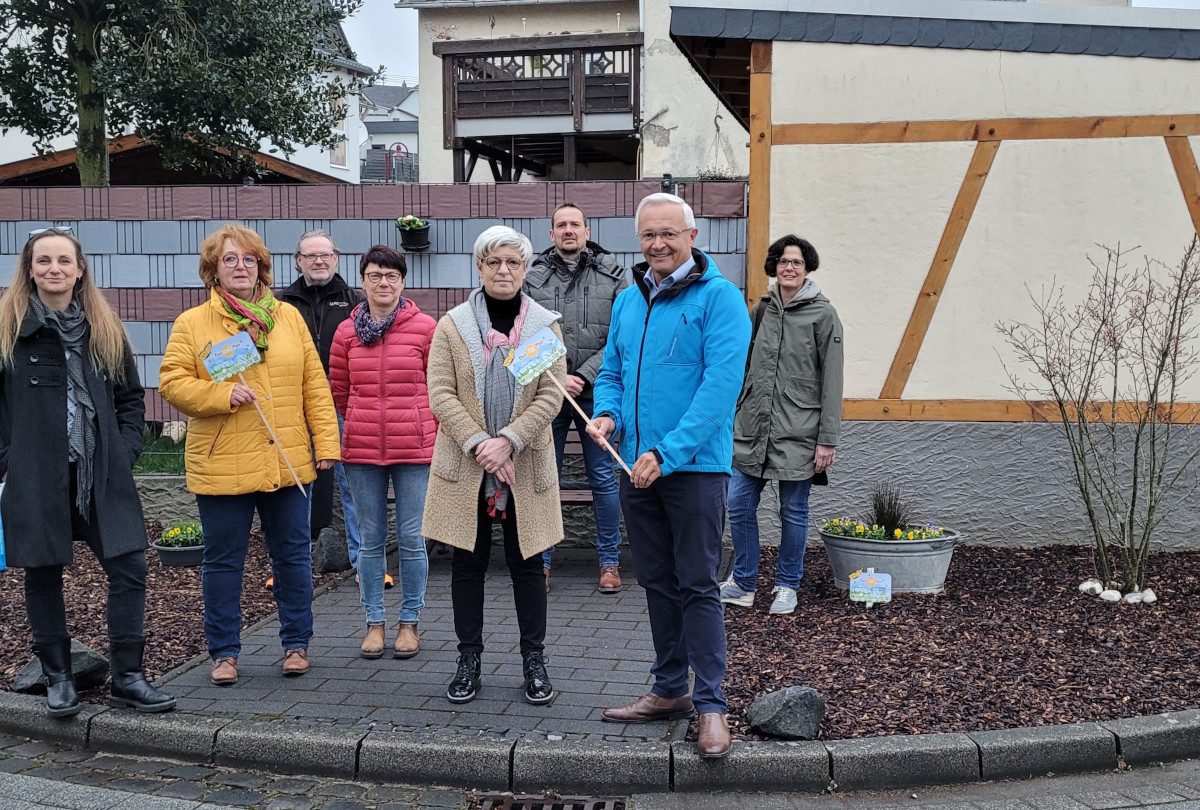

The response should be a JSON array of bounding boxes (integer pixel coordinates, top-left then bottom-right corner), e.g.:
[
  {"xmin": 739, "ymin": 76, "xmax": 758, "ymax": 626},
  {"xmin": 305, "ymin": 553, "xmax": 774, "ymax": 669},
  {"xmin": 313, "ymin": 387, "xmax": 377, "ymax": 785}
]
[{"xmin": 68, "ymin": 12, "xmax": 108, "ymax": 187}]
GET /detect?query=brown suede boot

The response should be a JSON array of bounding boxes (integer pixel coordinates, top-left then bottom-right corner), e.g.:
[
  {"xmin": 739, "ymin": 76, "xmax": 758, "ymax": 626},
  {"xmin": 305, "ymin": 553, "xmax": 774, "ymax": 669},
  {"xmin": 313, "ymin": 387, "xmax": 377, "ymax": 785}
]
[
  {"xmin": 393, "ymin": 623, "xmax": 420, "ymax": 659},
  {"xmin": 360, "ymin": 624, "xmax": 385, "ymax": 659}
]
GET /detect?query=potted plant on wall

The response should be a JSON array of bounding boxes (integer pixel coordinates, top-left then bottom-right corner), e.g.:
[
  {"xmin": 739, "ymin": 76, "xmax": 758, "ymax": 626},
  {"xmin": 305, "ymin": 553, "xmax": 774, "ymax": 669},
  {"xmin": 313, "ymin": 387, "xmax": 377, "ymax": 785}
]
[
  {"xmin": 395, "ymin": 214, "xmax": 431, "ymax": 251},
  {"xmin": 819, "ymin": 481, "xmax": 961, "ymax": 594},
  {"xmin": 152, "ymin": 519, "xmax": 204, "ymax": 568}
]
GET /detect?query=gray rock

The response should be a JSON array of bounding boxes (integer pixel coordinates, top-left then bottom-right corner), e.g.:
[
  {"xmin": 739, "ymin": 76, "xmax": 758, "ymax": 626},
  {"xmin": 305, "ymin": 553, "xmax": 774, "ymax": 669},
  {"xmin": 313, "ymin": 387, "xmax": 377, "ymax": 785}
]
[
  {"xmin": 746, "ymin": 686, "xmax": 826, "ymax": 740},
  {"xmin": 311, "ymin": 527, "xmax": 351, "ymax": 573},
  {"xmin": 13, "ymin": 640, "xmax": 109, "ymax": 694}
]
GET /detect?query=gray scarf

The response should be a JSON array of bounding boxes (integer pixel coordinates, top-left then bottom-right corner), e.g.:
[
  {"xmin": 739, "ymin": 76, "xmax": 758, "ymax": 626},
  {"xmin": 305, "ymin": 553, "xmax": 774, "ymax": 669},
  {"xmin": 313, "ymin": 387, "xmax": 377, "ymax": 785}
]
[
  {"xmin": 28, "ymin": 295, "xmax": 98, "ymax": 517},
  {"xmin": 469, "ymin": 288, "xmax": 525, "ymax": 516}
]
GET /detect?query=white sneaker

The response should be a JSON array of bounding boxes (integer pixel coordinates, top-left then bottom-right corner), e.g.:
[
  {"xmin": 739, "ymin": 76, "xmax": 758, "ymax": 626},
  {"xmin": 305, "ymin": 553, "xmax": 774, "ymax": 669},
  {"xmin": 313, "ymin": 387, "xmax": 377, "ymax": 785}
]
[
  {"xmin": 769, "ymin": 586, "xmax": 797, "ymax": 615},
  {"xmin": 719, "ymin": 579, "xmax": 755, "ymax": 607}
]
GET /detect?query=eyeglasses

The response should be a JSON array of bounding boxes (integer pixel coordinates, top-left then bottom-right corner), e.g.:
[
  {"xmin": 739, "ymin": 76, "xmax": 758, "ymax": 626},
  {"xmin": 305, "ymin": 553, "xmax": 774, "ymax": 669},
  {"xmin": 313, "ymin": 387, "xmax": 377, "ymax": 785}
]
[
  {"xmin": 483, "ymin": 257, "xmax": 524, "ymax": 271},
  {"xmin": 364, "ymin": 271, "xmax": 403, "ymax": 284},
  {"xmin": 28, "ymin": 226, "xmax": 73, "ymax": 238},
  {"xmin": 221, "ymin": 254, "xmax": 259, "ymax": 268},
  {"xmin": 299, "ymin": 252, "xmax": 336, "ymax": 262},
  {"xmin": 638, "ymin": 229, "xmax": 689, "ymax": 243},
  {"xmin": 776, "ymin": 259, "xmax": 806, "ymax": 269}
]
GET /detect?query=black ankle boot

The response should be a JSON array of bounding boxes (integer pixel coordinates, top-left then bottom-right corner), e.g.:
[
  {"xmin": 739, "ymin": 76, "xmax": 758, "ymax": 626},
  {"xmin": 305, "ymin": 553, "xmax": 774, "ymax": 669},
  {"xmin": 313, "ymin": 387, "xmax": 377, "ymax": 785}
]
[
  {"xmin": 522, "ymin": 651, "xmax": 554, "ymax": 705},
  {"xmin": 109, "ymin": 640, "xmax": 176, "ymax": 713},
  {"xmin": 446, "ymin": 652, "xmax": 481, "ymax": 704},
  {"xmin": 35, "ymin": 640, "xmax": 79, "ymax": 718}
]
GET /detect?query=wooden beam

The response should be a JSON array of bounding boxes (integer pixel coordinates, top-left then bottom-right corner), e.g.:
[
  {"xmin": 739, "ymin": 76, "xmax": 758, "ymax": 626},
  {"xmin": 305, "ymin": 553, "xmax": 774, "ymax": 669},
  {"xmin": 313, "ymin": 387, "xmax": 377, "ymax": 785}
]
[
  {"xmin": 746, "ymin": 40, "xmax": 772, "ymax": 310},
  {"xmin": 0, "ymin": 134, "xmax": 142, "ymax": 181},
  {"xmin": 880, "ymin": 140, "xmax": 1000, "ymax": 399},
  {"xmin": 773, "ymin": 114, "xmax": 1200, "ymax": 146},
  {"xmin": 843, "ymin": 399, "xmax": 1200, "ymax": 424},
  {"xmin": 433, "ymin": 32, "xmax": 642, "ymax": 57},
  {"xmin": 1165, "ymin": 135, "xmax": 1200, "ymax": 238}
]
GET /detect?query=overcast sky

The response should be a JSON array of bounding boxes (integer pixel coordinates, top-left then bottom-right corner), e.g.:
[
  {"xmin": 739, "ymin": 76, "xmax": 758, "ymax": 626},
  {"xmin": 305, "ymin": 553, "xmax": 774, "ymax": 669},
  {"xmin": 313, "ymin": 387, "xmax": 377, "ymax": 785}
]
[{"xmin": 340, "ymin": 0, "xmax": 1200, "ymax": 88}]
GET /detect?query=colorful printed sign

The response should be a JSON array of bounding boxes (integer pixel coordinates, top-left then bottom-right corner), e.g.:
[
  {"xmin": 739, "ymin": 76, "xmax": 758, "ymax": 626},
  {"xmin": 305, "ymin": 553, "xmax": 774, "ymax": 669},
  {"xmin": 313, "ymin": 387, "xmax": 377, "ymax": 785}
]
[
  {"xmin": 849, "ymin": 568, "xmax": 892, "ymax": 604},
  {"xmin": 201, "ymin": 331, "xmax": 262, "ymax": 382},
  {"xmin": 507, "ymin": 326, "xmax": 567, "ymax": 386}
]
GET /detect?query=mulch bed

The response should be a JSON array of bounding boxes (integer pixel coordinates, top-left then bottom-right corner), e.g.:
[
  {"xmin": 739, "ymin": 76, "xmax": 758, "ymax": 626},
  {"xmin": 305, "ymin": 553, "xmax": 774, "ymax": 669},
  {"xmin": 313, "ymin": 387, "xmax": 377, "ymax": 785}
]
[
  {"xmin": 721, "ymin": 544, "xmax": 1200, "ymax": 740},
  {"xmin": 0, "ymin": 523, "xmax": 341, "ymax": 702}
]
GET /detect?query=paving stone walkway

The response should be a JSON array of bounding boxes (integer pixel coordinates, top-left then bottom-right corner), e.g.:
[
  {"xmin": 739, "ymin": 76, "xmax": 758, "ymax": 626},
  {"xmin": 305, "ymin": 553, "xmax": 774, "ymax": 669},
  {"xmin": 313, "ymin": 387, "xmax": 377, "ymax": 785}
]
[{"xmin": 159, "ymin": 548, "xmax": 674, "ymax": 742}]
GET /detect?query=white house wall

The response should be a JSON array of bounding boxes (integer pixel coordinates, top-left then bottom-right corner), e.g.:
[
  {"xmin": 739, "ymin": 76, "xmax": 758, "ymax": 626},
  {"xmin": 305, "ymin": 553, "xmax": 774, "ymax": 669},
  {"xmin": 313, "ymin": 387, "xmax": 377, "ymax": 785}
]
[
  {"xmin": 769, "ymin": 41, "xmax": 1200, "ymax": 402},
  {"xmin": 641, "ymin": 0, "xmax": 749, "ymax": 179}
]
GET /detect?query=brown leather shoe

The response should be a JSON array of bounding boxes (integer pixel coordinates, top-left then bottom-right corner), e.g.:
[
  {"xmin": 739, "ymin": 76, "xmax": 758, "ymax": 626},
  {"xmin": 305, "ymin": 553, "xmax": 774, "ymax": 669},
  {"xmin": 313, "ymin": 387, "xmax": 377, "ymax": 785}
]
[
  {"xmin": 393, "ymin": 623, "xmax": 420, "ymax": 659},
  {"xmin": 360, "ymin": 625, "xmax": 385, "ymax": 659},
  {"xmin": 598, "ymin": 566, "xmax": 622, "ymax": 593},
  {"xmin": 697, "ymin": 712, "xmax": 732, "ymax": 759},
  {"xmin": 210, "ymin": 657, "xmax": 238, "ymax": 686},
  {"xmin": 601, "ymin": 692, "xmax": 695, "ymax": 723},
  {"xmin": 282, "ymin": 648, "xmax": 309, "ymax": 677}
]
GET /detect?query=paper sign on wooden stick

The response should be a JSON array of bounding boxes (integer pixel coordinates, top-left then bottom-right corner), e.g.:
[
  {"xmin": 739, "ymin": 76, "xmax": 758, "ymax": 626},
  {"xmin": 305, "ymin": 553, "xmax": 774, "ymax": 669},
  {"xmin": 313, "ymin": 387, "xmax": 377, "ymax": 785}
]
[
  {"xmin": 202, "ymin": 331, "xmax": 261, "ymax": 382},
  {"xmin": 507, "ymin": 326, "xmax": 567, "ymax": 386}
]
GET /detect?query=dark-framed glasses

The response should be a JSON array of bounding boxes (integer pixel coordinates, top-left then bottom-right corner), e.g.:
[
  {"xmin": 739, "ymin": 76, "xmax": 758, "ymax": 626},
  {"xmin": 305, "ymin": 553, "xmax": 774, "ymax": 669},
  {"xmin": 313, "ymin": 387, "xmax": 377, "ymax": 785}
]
[
  {"xmin": 299, "ymin": 252, "xmax": 336, "ymax": 262},
  {"xmin": 638, "ymin": 228, "xmax": 688, "ymax": 243},
  {"xmin": 221, "ymin": 254, "xmax": 259, "ymax": 268},
  {"xmin": 364, "ymin": 271, "xmax": 403, "ymax": 284},
  {"xmin": 483, "ymin": 257, "xmax": 524, "ymax": 271},
  {"xmin": 777, "ymin": 258, "xmax": 806, "ymax": 269}
]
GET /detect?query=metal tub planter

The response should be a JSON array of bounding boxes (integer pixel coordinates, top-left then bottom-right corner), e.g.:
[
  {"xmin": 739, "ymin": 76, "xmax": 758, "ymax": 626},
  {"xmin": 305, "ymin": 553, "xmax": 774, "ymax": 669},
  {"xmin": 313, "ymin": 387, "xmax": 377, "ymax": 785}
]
[{"xmin": 818, "ymin": 528, "xmax": 963, "ymax": 594}]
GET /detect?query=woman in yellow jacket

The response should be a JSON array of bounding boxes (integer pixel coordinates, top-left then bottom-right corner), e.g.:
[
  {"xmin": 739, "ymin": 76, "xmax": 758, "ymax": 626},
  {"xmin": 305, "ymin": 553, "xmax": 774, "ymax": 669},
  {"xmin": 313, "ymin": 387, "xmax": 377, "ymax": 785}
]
[{"xmin": 159, "ymin": 224, "xmax": 340, "ymax": 686}]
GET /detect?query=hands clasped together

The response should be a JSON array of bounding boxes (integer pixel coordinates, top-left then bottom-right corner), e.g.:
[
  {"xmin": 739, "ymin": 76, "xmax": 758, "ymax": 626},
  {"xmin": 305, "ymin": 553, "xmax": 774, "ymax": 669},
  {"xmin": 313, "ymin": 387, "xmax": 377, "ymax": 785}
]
[{"xmin": 475, "ymin": 436, "xmax": 515, "ymax": 486}]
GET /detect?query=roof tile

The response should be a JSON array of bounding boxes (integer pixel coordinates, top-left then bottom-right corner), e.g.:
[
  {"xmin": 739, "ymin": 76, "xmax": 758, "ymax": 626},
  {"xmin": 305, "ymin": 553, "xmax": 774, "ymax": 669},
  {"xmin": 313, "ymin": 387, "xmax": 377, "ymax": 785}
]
[
  {"xmin": 831, "ymin": 15, "xmax": 866, "ymax": 45},
  {"xmin": 998, "ymin": 21, "xmax": 1034, "ymax": 51},
  {"xmin": 1026, "ymin": 22, "xmax": 1063, "ymax": 53},
  {"xmin": 943, "ymin": 19, "xmax": 976, "ymax": 50},
  {"xmin": 971, "ymin": 20, "xmax": 1004, "ymax": 51},
  {"xmin": 1142, "ymin": 27, "xmax": 1181, "ymax": 58},
  {"xmin": 776, "ymin": 11, "xmax": 807, "ymax": 41},
  {"xmin": 860, "ymin": 15, "xmax": 893, "ymax": 46},
  {"xmin": 1088, "ymin": 25, "xmax": 1123, "ymax": 56},
  {"xmin": 748, "ymin": 10, "xmax": 782, "ymax": 41},
  {"xmin": 1057, "ymin": 24, "xmax": 1093, "ymax": 55},
  {"xmin": 914, "ymin": 18, "xmax": 947, "ymax": 48},
  {"xmin": 888, "ymin": 16, "xmax": 920, "ymax": 47},
  {"xmin": 1176, "ymin": 30, "xmax": 1200, "ymax": 59},
  {"xmin": 721, "ymin": 9, "xmax": 755, "ymax": 39},
  {"xmin": 805, "ymin": 13, "xmax": 835, "ymax": 43},
  {"xmin": 1113, "ymin": 27, "xmax": 1149, "ymax": 57}
]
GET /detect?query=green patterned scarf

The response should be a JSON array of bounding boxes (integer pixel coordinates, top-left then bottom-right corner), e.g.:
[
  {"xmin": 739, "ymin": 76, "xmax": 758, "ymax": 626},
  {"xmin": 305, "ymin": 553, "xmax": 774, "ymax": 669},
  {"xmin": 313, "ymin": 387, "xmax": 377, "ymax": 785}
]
[{"xmin": 215, "ymin": 282, "xmax": 277, "ymax": 349}]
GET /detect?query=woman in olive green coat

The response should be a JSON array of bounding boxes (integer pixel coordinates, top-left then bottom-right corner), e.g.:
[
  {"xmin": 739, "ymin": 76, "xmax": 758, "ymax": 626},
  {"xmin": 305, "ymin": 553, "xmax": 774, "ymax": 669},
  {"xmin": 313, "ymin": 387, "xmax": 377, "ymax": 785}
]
[{"xmin": 720, "ymin": 235, "xmax": 844, "ymax": 615}]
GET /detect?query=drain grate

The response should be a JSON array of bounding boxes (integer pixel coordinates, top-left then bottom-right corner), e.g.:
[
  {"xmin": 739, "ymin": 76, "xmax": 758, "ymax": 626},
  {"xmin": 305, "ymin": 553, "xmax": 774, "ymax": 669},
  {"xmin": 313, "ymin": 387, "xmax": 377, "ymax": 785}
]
[{"xmin": 476, "ymin": 796, "xmax": 625, "ymax": 810}]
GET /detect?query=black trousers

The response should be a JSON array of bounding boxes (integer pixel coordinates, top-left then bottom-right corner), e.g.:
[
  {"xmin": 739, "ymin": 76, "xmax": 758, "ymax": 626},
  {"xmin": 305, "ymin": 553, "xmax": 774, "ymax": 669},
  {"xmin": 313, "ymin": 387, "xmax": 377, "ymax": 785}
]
[
  {"xmin": 451, "ymin": 487, "xmax": 546, "ymax": 656},
  {"xmin": 23, "ymin": 487, "xmax": 147, "ymax": 649}
]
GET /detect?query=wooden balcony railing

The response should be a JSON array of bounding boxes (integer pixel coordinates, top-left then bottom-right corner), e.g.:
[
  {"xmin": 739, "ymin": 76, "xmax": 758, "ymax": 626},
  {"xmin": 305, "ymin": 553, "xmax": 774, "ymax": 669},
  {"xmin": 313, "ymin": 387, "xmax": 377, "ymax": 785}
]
[{"xmin": 434, "ymin": 33, "xmax": 643, "ymax": 148}]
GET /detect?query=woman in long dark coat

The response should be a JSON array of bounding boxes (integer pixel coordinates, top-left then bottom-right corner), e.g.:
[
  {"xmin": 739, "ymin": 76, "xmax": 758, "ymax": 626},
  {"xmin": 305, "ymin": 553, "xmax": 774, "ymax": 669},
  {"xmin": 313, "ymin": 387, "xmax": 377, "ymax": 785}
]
[{"xmin": 0, "ymin": 227, "xmax": 174, "ymax": 717}]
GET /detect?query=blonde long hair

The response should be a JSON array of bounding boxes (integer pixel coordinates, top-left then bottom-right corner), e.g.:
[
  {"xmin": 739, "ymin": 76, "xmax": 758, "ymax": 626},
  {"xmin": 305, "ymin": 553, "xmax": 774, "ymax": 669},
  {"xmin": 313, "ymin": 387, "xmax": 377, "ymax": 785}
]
[{"xmin": 0, "ymin": 228, "xmax": 131, "ymax": 381}]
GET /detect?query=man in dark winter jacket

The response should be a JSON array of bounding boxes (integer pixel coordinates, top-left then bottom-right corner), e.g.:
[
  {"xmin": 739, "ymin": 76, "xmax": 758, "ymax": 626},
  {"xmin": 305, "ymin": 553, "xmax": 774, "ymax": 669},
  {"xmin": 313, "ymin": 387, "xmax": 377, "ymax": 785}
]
[
  {"xmin": 522, "ymin": 203, "xmax": 628, "ymax": 594},
  {"xmin": 280, "ymin": 230, "xmax": 365, "ymax": 572}
]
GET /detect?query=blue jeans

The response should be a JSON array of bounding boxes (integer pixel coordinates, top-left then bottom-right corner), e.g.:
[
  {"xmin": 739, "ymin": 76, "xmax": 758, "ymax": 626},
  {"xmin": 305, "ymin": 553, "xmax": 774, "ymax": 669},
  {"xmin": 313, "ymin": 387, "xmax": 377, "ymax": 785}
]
[
  {"xmin": 541, "ymin": 396, "xmax": 622, "ymax": 569},
  {"xmin": 728, "ymin": 469, "xmax": 813, "ymax": 591},
  {"xmin": 344, "ymin": 463, "xmax": 429, "ymax": 625},
  {"xmin": 335, "ymin": 414, "xmax": 362, "ymax": 567},
  {"xmin": 197, "ymin": 486, "xmax": 313, "ymax": 660}
]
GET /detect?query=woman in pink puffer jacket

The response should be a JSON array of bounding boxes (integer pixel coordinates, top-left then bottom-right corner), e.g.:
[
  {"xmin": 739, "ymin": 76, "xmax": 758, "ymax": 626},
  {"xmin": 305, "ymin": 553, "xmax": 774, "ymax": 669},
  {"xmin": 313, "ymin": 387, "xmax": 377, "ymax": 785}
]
[{"xmin": 329, "ymin": 245, "xmax": 437, "ymax": 662}]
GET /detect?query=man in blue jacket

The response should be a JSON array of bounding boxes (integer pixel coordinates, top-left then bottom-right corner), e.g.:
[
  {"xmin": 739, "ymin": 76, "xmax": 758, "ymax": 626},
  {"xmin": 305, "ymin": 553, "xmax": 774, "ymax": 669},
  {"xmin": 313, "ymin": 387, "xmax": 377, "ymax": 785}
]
[{"xmin": 588, "ymin": 192, "xmax": 750, "ymax": 759}]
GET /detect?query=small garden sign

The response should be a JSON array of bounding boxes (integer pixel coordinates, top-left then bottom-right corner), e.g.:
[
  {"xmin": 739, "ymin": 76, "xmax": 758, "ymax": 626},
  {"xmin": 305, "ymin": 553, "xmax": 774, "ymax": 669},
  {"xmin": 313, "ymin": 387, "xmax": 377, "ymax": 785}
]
[{"xmin": 849, "ymin": 568, "xmax": 891, "ymax": 607}]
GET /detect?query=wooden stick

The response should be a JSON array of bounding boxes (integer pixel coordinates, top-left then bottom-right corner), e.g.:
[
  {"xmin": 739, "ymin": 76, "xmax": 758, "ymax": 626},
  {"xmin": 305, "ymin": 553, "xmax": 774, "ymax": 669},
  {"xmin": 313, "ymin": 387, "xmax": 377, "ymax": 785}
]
[
  {"xmin": 238, "ymin": 372, "xmax": 308, "ymax": 496},
  {"xmin": 544, "ymin": 370, "xmax": 633, "ymax": 476}
]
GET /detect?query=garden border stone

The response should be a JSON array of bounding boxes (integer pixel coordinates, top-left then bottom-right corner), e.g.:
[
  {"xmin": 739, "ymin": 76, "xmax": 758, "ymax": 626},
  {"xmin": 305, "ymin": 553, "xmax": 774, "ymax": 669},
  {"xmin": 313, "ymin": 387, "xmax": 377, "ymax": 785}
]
[
  {"xmin": 970, "ymin": 722, "xmax": 1117, "ymax": 780},
  {"xmin": 1100, "ymin": 710, "xmax": 1200, "ymax": 766},
  {"xmin": 0, "ymin": 692, "xmax": 102, "ymax": 748}
]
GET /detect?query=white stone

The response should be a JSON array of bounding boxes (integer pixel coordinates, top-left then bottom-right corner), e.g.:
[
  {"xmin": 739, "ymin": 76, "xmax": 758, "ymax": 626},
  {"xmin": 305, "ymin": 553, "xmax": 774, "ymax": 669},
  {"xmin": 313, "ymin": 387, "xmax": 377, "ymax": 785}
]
[
  {"xmin": 1143, "ymin": 589, "xmax": 1158, "ymax": 604},
  {"xmin": 1079, "ymin": 579, "xmax": 1103, "ymax": 595},
  {"xmin": 1099, "ymin": 589, "xmax": 1122, "ymax": 602},
  {"xmin": 1123, "ymin": 592, "xmax": 1145, "ymax": 604}
]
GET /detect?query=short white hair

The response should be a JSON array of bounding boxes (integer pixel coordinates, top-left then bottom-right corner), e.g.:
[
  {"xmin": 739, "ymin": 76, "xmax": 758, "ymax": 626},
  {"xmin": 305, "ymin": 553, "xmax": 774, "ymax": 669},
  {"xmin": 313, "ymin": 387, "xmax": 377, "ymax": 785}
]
[
  {"xmin": 634, "ymin": 192, "xmax": 696, "ymax": 232},
  {"xmin": 473, "ymin": 225, "xmax": 533, "ymax": 266}
]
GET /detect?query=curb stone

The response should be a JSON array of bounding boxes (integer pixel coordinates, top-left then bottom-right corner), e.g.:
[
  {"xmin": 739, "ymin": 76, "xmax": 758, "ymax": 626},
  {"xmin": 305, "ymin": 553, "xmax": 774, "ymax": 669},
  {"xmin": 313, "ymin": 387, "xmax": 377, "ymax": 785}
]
[
  {"xmin": 6, "ymin": 688, "xmax": 1200, "ymax": 792},
  {"xmin": 670, "ymin": 739, "xmax": 829, "ymax": 793},
  {"xmin": 88, "ymin": 708, "xmax": 231, "ymax": 763},
  {"xmin": 970, "ymin": 722, "xmax": 1117, "ymax": 780},
  {"xmin": 513, "ymin": 739, "xmax": 670, "ymax": 794},
  {"xmin": 827, "ymin": 732, "xmax": 979, "ymax": 791},
  {"xmin": 358, "ymin": 730, "xmax": 512, "ymax": 790},
  {"xmin": 215, "ymin": 720, "xmax": 364, "ymax": 779},
  {"xmin": 1101, "ymin": 710, "xmax": 1200, "ymax": 767}
]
